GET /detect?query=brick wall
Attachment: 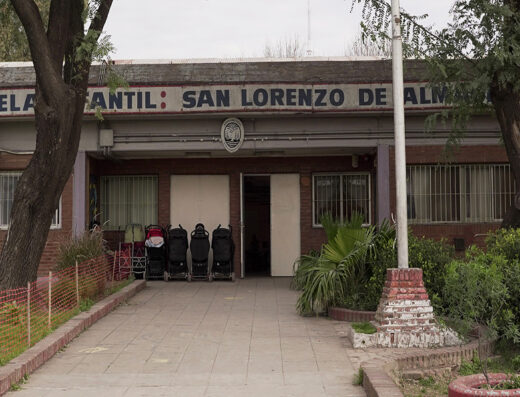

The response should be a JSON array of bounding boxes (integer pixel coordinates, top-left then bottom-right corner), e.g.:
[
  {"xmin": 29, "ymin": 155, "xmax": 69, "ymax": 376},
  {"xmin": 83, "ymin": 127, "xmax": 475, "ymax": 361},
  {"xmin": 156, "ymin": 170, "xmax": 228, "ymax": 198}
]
[
  {"xmin": 93, "ymin": 155, "xmax": 375, "ymax": 277},
  {"xmin": 0, "ymin": 153, "xmax": 74, "ymax": 276},
  {"xmin": 389, "ymin": 145, "xmax": 509, "ymax": 248}
]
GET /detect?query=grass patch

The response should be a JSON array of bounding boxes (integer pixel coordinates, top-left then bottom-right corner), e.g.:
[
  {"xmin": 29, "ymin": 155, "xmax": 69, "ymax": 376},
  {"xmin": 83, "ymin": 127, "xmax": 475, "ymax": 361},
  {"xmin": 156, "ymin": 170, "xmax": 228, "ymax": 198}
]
[
  {"xmin": 0, "ymin": 277, "xmax": 135, "ymax": 366},
  {"xmin": 9, "ymin": 374, "xmax": 29, "ymax": 391},
  {"xmin": 352, "ymin": 321, "xmax": 377, "ymax": 334},
  {"xmin": 353, "ymin": 367, "xmax": 364, "ymax": 385}
]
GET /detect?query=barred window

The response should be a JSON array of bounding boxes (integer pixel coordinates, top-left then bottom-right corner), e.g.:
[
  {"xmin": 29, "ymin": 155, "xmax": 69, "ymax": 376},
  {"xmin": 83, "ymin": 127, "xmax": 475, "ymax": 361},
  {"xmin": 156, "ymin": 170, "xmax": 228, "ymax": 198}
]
[
  {"xmin": 313, "ymin": 173, "xmax": 371, "ymax": 226},
  {"xmin": 100, "ymin": 176, "xmax": 158, "ymax": 229},
  {"xmin": 407, "ymin": 164, "xmax": 515, "ymax": 224},
  {"xmin": 0, "ymin": 172, "xmax": 61, "ymax": 229}
]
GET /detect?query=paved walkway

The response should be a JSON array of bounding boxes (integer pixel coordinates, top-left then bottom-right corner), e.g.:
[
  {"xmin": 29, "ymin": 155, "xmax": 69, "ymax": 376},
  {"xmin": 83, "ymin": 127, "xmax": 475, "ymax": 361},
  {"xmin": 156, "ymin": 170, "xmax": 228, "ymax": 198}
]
[{"xmin": 7, "ymin": 278, "xmax": 365, "ymax": 397}]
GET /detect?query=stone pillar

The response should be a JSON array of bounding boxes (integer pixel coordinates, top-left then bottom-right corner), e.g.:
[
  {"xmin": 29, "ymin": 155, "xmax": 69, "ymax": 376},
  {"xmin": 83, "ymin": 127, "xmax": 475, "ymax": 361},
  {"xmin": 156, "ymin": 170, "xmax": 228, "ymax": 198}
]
[
  {"xmin": 376, "ymin": 144, "xmax": 391, "ymax": 225},
  {"xmin": 72, "ymin": 151, "xmax": 86, "ymax": 237},
  {"xmin": 374, "ymin": 268, "xmax": 459, "ymax": 348}
]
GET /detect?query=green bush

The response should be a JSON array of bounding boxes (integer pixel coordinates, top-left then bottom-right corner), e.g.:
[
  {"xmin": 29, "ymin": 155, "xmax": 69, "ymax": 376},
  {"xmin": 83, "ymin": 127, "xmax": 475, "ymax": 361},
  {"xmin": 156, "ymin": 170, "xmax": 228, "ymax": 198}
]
[
  {"xmin": 408, "ymin": 234, "xmax": 454, "ymax": 313},
  {"xmin": 293, "ymin": 214, "xmax": 396, "ymax": 314},
  {"xmin": 442, "ymin": 247, "xmax": 519, "ymax": 342},
  {"xmin": 485, "ymin": 229, "xmax": 520, "ymax": 330},
  {"xmin": 338, "ymin": 232, "xmax": 453, "ymax": 312},
  {"xmin": 55, "ymin": 228, "xmax": 106, "ymax": 270}
]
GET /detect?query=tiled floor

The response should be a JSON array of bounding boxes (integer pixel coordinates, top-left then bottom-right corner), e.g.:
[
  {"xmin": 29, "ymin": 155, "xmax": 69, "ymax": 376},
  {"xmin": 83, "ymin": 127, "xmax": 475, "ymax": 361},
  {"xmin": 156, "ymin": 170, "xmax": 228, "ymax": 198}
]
[{"xmin": 6, "ymin": 278, "xmax": 365, "ymax": 397}]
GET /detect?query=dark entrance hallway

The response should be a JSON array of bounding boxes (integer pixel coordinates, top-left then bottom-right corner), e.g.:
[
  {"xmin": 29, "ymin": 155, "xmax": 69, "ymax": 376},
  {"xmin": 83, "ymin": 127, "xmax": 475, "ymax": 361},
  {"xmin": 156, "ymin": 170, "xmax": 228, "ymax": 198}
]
[{"xmin": 243, "ymin": 176, "xmax": 270, "ymax": 276}]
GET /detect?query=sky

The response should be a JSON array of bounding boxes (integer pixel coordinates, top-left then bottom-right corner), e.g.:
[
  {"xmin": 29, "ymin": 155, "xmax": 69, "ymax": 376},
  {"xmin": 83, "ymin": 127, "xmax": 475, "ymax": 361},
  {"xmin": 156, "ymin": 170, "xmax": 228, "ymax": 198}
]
[{"xmin": 103, "ymin": 0, "xmax": 456, "ymax": 60}]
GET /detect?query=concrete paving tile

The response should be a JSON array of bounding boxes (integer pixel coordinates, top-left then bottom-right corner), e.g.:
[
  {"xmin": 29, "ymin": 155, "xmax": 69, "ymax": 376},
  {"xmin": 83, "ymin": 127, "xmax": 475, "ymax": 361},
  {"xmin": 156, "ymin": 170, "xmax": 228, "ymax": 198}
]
[
  {"xmin": 208, "ymin": 371, "xmax": 247, "ymax": 386},
  {"xmin": 246, "ymin": 372, "xmax": 284, "ymax": 385},
  {"xmin": 325, "ymin": 385, "xmax": 367, "ymax": 397},
  {"xmin": 5, "ymin": 281, "xmax": 366, "ymax": 397},
  {"xmin": 283, "ymin": 371, "xmax": 323, "ymax": 385},
  {"xmin": 68, "ymin": 353, "xmax": 118, "ymax": 374},
  {"xmin": 4, "ymin": 387, "xmax": 53, "ymax": 397},
  {"xmin": 124, "ymin": 386, "xmax": 206, "ymax": 397}
]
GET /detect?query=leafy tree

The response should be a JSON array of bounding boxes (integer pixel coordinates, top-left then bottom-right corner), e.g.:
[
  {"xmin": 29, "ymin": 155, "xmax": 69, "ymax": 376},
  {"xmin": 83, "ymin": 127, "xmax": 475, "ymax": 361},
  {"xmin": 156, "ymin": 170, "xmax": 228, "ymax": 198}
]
[
  {"xmin": 0, "ymin": 0, "xmax": 113, "ymax": 290},
  {"xmin": 0, "ymin": 0, "xmax": 50, "ymax": 61},
  {"xmin": 352, "ymin": 0, "xmax": 520, "ymax": 227}
]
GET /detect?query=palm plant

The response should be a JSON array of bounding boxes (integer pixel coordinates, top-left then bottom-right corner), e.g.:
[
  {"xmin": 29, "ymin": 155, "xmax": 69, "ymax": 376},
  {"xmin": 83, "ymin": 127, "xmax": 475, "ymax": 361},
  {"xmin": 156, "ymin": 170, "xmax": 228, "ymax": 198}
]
[{"xmin": 294, "ymin": 212, "xmax": 394, "ymax": 315}]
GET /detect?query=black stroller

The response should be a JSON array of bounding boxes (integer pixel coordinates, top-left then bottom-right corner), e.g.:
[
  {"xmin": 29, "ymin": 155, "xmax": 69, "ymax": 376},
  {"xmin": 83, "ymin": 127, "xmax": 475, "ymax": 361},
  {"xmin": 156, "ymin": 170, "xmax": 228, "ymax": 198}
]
[
  {"xmin": 164, "ymin": 225, "xmax": 190, "ymax": 281},
  {"xmin": 145, "ymin": 225, "xmax": 166, "ymax": 280},
  {"xmin": 211, "ymin": 225, "xmax": 235, "ymax": 281},
  {"xmin": 190, "ymin": 223, "xmax": 212, "ymax": 281}
]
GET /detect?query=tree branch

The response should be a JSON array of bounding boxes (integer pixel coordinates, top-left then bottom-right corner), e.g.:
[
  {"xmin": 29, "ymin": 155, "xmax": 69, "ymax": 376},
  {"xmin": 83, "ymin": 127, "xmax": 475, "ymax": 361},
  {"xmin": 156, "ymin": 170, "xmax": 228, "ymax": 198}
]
[
  {"xmin": 46, "ymin": 0, "xmax": 72, "ymax": 73},
  {"xmin": 88, "ymin": 0, "xmax": 113, "ymax": 36},
  {"xmin": 9, "ymin": 0, "xmax": 66, "ymax": 103}
]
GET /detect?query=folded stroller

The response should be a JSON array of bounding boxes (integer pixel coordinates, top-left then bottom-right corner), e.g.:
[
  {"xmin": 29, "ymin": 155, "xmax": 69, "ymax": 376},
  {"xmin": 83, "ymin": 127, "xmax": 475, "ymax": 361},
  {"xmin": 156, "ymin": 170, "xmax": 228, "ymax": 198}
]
[
  {"xmin": 164, "ymin": 225, "xmax": 190, "ymax": 281},
  {"xmin": 211, "ymin": 225, "xmax": 235, "ymax": 281},
  {"xmin": 190, "ymin": 223, "xmax": 211, "ymax": 281},
  {"xmin": 120, "ymin": 223, "xmax": 146, "ymax": 279},
  {"xmin": 145, "ymin": 225, "xmax": 166, "ymax": 280}
]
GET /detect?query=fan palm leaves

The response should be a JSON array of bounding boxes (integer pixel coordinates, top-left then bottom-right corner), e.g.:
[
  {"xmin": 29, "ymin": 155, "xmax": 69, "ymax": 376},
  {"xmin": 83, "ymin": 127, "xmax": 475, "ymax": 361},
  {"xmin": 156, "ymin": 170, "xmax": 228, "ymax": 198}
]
[{"xmin": 293, "ymin": 212, "xmax": 395, "ymax": 315}]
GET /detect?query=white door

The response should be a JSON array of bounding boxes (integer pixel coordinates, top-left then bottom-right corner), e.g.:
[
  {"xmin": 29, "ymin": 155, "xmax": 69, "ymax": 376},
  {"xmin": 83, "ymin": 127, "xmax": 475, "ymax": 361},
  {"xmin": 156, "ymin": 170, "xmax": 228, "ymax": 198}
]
[
  {"xmin": 270, "ymin": 174, "xmax": 300, "ymax": 276},
  {"xmin": 170, "ymin": 175, "xmax": 230, "ymax": 267}
]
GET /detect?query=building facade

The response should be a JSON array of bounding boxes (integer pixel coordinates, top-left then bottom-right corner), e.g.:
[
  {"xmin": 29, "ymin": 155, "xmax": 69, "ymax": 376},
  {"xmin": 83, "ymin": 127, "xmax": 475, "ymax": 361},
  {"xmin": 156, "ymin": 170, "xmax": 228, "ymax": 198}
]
[{"xmin": 0, "ymin": 59, "xmax": 513, "ymax": 277}]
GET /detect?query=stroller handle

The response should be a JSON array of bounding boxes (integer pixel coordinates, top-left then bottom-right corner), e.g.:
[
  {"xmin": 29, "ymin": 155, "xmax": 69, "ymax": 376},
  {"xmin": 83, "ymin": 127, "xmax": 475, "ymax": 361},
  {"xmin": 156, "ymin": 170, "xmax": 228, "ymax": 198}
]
[{"xmin": 191, "ymin": 229, "xmax": 209, "ymax": 237}]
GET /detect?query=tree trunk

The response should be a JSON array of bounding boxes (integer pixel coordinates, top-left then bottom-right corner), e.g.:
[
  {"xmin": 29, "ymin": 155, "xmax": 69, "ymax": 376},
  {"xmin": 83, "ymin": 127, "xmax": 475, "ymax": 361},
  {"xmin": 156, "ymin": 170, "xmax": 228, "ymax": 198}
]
[
  {"xmin": 0, "ymin": 87, "xmax": 84, "ymax": 290},
  {"xmin": 491, "ymin": 84, "xmax": 520, "ymax": 228},
  {"xmin": 0, "ymin": 0, "xmax": 112, "ymax": 291}
]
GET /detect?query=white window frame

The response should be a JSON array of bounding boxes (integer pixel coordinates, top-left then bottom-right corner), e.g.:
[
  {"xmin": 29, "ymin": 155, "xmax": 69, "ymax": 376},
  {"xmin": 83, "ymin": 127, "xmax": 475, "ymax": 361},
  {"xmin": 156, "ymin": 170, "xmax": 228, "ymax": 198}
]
[
  {"xmin": 407, "ymin": 163, "xmax": 515, "ymax": 224},
  {"xmin": 0, "ymin": 171, "xmax": 61, "ymax": 230},
  {"xmin": 312, "ymin": 172, "xmax": 372, "ymax": 227}
]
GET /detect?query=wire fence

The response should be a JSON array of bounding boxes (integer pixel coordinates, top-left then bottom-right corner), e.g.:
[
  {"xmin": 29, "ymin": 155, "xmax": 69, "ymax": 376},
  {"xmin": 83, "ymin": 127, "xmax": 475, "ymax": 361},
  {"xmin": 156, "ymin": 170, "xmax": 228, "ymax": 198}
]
[{"xmin": 0, "ymin": 254, "xmax": 133, "ymax": 365}]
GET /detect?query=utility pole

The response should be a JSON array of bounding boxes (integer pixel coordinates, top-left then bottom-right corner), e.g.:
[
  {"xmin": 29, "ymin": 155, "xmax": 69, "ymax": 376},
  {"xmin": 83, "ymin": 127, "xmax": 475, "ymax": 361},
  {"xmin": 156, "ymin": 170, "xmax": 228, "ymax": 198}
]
[
  {"xmin": 306, "ymin": 0, "xmax": 313, "ymax": 56},
  {"xmin": 391, "ymin": 0, "xmax": 408, "ymax": 268}
]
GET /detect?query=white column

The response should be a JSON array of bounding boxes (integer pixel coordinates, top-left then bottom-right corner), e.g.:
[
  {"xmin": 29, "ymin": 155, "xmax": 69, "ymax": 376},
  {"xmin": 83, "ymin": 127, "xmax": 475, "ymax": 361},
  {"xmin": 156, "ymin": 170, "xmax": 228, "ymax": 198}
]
[
  {"xmin": 391, "ymin": 0, "xmax": 409, "ymax": 268},
  {"xmin": 72, "ymin": 151, "xmax": 86, "ymax": 237}
]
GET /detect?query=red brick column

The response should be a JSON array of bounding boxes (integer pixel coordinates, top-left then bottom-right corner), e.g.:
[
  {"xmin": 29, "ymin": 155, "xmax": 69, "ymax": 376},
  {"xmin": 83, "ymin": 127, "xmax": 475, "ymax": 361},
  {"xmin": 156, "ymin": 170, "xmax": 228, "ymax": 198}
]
[{"xmin": 374, "ymin": 268, "xmax": 456, "ymax": 348}]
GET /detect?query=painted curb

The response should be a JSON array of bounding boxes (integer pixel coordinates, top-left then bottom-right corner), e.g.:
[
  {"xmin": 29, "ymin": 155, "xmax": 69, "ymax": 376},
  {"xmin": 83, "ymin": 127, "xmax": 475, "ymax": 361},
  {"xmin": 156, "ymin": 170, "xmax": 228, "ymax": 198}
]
[
  {"xmin": 0, "ymin": 279, "xmax": 146, "ymax": 395},
  {"xmin": 335, "ymin": 308, "xmax": 494, "ymax": 397}
]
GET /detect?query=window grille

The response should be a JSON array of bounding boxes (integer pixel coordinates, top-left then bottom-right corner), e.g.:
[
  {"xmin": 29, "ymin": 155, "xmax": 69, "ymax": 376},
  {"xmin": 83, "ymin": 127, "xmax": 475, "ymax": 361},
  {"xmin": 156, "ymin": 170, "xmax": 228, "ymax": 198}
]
[
  {"xmin": 0, "ymin": 172, "xmax": 61, "ymax": 229},
  {"xmin": 100, "ymin": 175, "xmax": 158, "ymax": 229},
  {"xmin": 407, "ymin": 164, "xmax": 515, "ymax": 224},
  {"xmin": 313, "ymin": 173, "xmax": 371, "ymax": 226}
]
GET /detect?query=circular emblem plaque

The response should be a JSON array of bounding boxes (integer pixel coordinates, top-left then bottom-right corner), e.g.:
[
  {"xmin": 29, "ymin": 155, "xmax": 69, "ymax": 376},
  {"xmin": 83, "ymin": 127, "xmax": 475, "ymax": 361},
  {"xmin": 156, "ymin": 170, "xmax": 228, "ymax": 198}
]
[{"xmin": 221, "ymin": 118, "xmax": 244, "ymax": 153}]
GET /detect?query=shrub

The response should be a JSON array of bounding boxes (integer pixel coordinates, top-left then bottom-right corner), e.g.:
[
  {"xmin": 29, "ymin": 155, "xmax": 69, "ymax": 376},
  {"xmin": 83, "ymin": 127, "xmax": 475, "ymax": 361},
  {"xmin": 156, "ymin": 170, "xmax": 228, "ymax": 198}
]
[
  {"xmin": 442, "ymin": 247, "xmax": 519, "ymax": 342},
  {"xmin": 408, "ymin": 234, "xmax": 454, "ymax": 313},
  {"xmin": 55, "ymin": 228, "xmax": 106, "ymax": 270},
  {"xmin": 293, "ymin": 214, "xmax": 396, "ymax": 314},
  {"xmin": 338, "ymin": 232, "xmax": 453, "ymax": 312},
  {"xmin": 485, "ymin": 229, "xmax": 520, "ymax": 329}
]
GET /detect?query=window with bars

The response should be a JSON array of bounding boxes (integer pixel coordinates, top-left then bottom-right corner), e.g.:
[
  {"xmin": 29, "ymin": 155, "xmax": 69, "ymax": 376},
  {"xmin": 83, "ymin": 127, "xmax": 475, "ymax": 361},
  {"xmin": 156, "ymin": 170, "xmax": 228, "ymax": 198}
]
[
  {"xmin": 100, "ymin": 175, "xmax": 158, "ymax": 229},
  {"xmin": 312, "ymin": 173, "xmax": 371, "ymax": 226},
  {"xmin": 0, "ymin": 172, "xmax": 61, "ymax": 229},
  {"xmin": 407, "ymin": 164, "xmax": 516, "ymax": 223}
]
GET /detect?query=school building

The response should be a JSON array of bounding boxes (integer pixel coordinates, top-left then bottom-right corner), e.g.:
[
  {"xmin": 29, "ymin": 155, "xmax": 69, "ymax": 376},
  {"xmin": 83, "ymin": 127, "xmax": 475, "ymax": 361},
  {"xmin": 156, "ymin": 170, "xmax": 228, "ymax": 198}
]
[{"xmin": 0, "ymin": 58, "xmax": 513, "ymax": 277}]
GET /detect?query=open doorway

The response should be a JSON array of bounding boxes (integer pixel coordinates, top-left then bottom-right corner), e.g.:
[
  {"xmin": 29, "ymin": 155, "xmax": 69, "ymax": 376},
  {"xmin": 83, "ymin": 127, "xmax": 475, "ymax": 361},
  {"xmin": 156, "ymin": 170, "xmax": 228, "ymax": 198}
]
[{"xmin": 243, "ymin": 176, "xmax": 270, "ymax": 276}]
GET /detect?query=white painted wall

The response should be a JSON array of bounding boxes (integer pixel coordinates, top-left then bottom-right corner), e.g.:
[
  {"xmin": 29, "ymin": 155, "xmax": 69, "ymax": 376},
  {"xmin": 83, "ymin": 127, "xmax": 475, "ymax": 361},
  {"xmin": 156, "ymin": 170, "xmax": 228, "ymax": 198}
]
[{"xmin": 270, "ymin": 174, "xmax": 300, "ymax": 277}]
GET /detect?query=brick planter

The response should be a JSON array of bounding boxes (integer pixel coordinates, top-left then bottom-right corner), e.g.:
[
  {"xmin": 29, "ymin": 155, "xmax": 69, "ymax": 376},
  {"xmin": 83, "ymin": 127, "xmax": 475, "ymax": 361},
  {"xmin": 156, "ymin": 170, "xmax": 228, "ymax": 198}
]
[
  {"xmin": 328, "ymin": 307, "xmax": 376, "ymax": 322},
  {"xmin": 448, "ymin": 374, "xmax": 520, "ymax": 396}
]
